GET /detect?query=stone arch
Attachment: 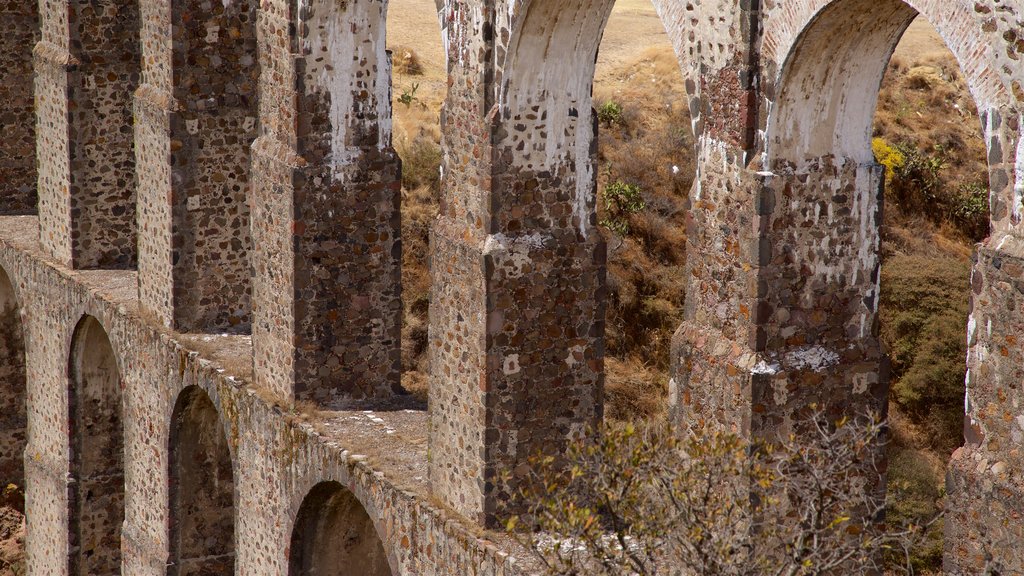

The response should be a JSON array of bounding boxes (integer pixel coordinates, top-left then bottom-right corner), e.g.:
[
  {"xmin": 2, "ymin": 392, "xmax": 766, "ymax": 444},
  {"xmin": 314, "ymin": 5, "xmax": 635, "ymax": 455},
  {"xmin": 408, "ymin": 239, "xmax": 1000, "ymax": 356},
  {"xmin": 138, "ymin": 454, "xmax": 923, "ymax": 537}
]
[
  {"xmin": 0, "ymin": 267, "xmax": 26, "ymax": 492},
  {"xmin": 762, "ymin": 0, "xmax": 1009, "ymax": 127},
  {"xmin": 761, "ymin": 0, "xmax": 1014, "ymax": 231},
  {"xmin": 167, "ymin": 385, "xmax": 235, "ymax": 575},
  {"xmin": 498, "ymin": 0, "xmax": 617, "ymax": 238},
  {"xmin": 287, "ymin": 481, "xmax": 394, "ymax": 576},
  {"xmin": 754, "ymin": 1, "xmax": 997, "ymax": 419},
  {"xmin": 168, "ymin": 0, "xmax": 259, "ymax": 331},
  {"xmin": 67, "ymin": 315, "xmax": 125, "ymax": 575},
  {"xmin": 0, "ymin": 0, "xmax": 39, "ymax": 213}
]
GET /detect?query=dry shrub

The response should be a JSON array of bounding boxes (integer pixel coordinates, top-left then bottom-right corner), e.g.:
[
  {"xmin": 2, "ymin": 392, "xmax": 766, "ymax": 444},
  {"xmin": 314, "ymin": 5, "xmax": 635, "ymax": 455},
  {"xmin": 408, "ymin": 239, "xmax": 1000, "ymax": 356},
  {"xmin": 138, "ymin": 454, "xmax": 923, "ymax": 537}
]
[
  {"xmin": 397, "ymin": 135, "xmax": 441, "ymax": 192},
  {"xmin": 390, "ymin": 45, "xmax": 423, "ymax": 75},
  {"xmin": 593, "ymin": 46, "xmax": 693, "ymax": 379},
  {"xmin": 604, "ymin": 356, "xmax": 667, "ymax": 421},
  {"xmin": 400, "ymin": 185, "xmax": 436, "ymax": 376}
]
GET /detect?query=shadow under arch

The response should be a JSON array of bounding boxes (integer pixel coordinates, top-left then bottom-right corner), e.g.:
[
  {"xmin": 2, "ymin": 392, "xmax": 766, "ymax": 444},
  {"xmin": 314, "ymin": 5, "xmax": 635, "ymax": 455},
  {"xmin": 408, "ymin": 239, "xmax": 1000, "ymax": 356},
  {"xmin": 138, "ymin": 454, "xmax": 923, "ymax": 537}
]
[
  {"xmin": 168, "ymin": 385, "xmax": 235, "ymax": 576},
  {"xmin": 0, "ymin": 267, "xmax": 26, "ymax": 491},
  {"xmin": 288, "ymin": 481, "xmax": 394, "ymax": 576},
  {"xmin": 67, "ymin": 315, "xmax": 125, "ymax": 575}
]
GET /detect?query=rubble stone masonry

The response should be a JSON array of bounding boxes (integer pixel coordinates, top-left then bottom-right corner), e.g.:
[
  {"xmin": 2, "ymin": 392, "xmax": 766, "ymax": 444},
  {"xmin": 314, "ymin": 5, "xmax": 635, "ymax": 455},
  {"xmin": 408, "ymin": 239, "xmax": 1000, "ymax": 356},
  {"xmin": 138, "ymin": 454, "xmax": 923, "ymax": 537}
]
[{"xmin": 0, "ymin": 0, "xmax": 1022, "ymax": 573}]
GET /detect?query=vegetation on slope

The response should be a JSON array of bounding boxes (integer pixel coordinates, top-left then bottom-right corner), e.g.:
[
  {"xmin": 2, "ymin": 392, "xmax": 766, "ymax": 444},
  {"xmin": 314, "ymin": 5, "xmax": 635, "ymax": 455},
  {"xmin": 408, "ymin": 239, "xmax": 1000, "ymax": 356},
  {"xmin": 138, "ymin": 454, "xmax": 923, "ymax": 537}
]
[{"xmin": 389, "ymin": 18, "xmax": 986, "ymax": 573}]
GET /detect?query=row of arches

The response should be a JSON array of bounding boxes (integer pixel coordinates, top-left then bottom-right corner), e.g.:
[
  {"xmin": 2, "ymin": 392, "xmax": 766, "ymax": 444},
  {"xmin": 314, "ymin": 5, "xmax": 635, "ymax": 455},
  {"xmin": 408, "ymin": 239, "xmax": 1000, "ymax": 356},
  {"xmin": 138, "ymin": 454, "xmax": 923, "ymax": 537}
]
[{"xmin": 0, "ymin": 269, "xmax": 391, "ymax": 575}]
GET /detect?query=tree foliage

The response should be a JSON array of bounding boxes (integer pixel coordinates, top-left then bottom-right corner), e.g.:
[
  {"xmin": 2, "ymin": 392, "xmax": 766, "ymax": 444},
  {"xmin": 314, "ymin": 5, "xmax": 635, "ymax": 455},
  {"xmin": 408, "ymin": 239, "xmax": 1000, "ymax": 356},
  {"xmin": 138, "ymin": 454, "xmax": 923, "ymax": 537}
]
[{"xmin": 511, "ymin": 414, "xmax": 936, "ymax": 576}]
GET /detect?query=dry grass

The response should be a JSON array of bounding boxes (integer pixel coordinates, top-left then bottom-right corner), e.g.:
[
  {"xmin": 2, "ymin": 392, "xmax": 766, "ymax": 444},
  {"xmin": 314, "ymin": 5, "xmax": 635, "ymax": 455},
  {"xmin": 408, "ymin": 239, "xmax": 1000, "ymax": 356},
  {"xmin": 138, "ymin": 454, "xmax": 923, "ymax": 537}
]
[{"xmin": 390, "ymin": 45, "xmax": 424, "ymax": 76}]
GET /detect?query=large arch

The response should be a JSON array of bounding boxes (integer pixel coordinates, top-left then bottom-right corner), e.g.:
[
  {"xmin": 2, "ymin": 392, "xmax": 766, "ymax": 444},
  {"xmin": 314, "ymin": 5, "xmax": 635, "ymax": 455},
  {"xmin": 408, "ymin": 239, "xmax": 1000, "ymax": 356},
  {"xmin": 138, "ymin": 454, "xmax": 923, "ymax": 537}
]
[
  {"xmin": 429, "ymin": 0, "xmax": 700, "ymax": 525},
  {"xmin": 0, "ymin": 268, "xmax": 26, "ymax": 492},
  {"xmin": 756, "ymin": 0, "xmax": 1009, "ymax": 570},
  {"xmin": 761, "ymin": 0, "xmax": 1014, "ymax": 230},
  {"xmin": 287, "ymin": 481, "xmax": 394, "ymax": 576},
  {"xmin": 167, "ymin": 386, "xmax": 235, "ymax": 576},
  {"xmin": 67, "ymin": 316, "xmax": 124, "ymax": 575}
]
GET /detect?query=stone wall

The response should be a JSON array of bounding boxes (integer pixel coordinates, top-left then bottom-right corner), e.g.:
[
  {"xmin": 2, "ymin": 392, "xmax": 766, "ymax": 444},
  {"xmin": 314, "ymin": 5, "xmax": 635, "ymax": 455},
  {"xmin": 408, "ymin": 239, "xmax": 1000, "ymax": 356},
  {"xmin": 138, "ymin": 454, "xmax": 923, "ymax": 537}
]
[
  {"xmin": 136, "ymin": 0, "xmax": 258, "ymax": 333},
  {"xmin": 0, "ymin": 216, "xmax": 525, "ymax": 576},
  {"xmin": 35, "ymin": 0, "xmax": 140, "ymax": 269},
  {"xmin": 3, "ymin": 0, "xmax": 1024, "ymax": 572},
  {"xmin": 0, "ymin": 0, "xmax": 38, "ymax": 214},
  {"xmin": 251, "ymin": 0, "xmax": 403, "ymax": 407}
]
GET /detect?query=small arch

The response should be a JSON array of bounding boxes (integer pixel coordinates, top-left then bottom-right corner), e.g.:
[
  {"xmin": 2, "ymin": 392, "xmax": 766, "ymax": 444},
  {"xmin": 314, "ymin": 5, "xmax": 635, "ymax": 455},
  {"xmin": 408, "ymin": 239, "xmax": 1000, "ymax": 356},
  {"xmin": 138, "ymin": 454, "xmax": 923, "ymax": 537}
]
[
  {"xmin": 0, "ymin": 268, "xmax": 26, "ymax": 492},
  {"xmin": 167, "ymin": 386, "xmax": 235, "ymax": 575},
  {"xmin": 67, "ymin": 315, "xmax": 124, "ymax": 575},
  {"xmin": 288, "ymin": 481, "xmax": 393, "ymax": 576}
]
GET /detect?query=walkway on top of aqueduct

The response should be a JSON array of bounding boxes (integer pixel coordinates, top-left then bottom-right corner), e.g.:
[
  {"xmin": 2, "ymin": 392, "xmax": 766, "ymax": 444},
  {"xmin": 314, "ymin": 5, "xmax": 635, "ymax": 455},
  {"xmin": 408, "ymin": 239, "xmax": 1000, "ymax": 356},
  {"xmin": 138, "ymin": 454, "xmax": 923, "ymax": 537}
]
[{"xmin": 0, "ymin": 0, "xmax": 1022, "ymax": 573}]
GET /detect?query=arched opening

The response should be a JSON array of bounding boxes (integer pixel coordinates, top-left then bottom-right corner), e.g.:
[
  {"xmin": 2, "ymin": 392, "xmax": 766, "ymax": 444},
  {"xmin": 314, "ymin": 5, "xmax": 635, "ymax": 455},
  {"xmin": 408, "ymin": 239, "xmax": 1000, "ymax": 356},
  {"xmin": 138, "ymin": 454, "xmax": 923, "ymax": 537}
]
[
  {"xmin": 425, "ymin": 0, "xmax": 697, "ymax": 524},
  {"xmin": 387, "ymin": 0, "xmax": 446, "ymax": 401},
  {"xmin": 288, "ymin": 481, "xmax": 393, "ymax": 576},
  {"xmin": 67, "ymin": 316, "xmax": 124, "ymax": 575},
  {"xmin": 169, "ymin": 0, "xmax": 259, "ymax": 331},
  {"xmin": 591, "ymin": 1, "xmax": 693, "ymax": 422},
  {"xmin": 168, "ymin": 386, "xmax": 234, "ymax": 575},
  {"xmin": 390, "ymin": 0, "xmax": 693, "ymax": 417},
  {"xmin": 66, "ymin": 0, "xmax": 141, "ymax": 267},
  {"xmin": 0, "ymin": 0, "xmax": 39, "ymax": 213},
  {"xmin": 0, "ymin": 268, "xmax": 26, "ymax": 495},
  {"xmin": 875, "ymin": 19, "xmax": 991, "ymax": 571},
  {"xmin": 764, "ymin": 0, "xmax": 996, "ymax": 570}
]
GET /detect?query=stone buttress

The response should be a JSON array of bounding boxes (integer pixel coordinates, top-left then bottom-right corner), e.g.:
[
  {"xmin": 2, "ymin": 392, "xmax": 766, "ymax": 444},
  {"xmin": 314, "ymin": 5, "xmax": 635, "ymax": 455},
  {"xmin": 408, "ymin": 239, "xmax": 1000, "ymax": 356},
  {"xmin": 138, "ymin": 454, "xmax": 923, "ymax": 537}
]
[
  {"xmin": 251, "ymin": 0, "xmax": 402, "ymax": 406},
  {"xmin": 134, "ymin": 0, "xmax": 259, "ymax": 333},
  {"xmin": 0, "ymin": 0, "xmax": 38, "ymax": 214},
  {"xmin": 428, "ymin": 0, "xmax": 614, "ymax": 527},
  {"xmin": 35, "ymin": 0, "xmax": 140, "ymax": 269}
]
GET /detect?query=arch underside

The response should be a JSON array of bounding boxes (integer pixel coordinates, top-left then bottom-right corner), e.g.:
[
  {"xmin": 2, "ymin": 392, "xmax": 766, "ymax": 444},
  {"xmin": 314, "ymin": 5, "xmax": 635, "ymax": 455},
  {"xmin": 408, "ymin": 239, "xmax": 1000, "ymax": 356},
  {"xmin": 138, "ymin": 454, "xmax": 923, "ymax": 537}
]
[
  {"xmin": 288, "ymin": 481, "xmax": 392, "ymax": 576},
  {"xmin": 0, "ymin": 269, "xmax": 25, "ymax": 491},
  {"xmin": 68, "ymin": 316, "xmax": 124, "ymax": 576},
  {"xmin": 168, "ymin": 386, "xmax": 235, "ymax": 576}
]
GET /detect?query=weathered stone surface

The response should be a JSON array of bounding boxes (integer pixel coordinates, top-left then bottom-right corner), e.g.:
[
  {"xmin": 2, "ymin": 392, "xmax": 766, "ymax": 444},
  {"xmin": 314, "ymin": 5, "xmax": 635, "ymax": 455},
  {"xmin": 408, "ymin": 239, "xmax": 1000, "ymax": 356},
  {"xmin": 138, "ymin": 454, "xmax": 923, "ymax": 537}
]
[{"xmin": 2, "ymin": 0, "xmax": 1023, "ymax": 572}]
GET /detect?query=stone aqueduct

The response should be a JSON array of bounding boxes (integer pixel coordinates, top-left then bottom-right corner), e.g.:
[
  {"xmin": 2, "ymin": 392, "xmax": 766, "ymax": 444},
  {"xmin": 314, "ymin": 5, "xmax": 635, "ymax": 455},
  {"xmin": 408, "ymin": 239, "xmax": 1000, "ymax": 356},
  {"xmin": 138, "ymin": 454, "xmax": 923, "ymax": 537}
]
[{"xmin": 0, "ymin": 0, "xmax": 1021, "ymax": 573}]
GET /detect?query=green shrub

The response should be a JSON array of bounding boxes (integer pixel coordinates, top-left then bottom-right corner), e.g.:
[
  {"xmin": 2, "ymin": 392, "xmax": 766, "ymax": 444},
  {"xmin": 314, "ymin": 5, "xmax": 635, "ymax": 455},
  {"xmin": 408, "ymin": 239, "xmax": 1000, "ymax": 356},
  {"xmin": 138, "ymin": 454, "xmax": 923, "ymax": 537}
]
[
  {"xmin": 597, "ymin": 100, "xmax": 624, "ymax": 128},
  {"xmin": 880, "ymin": 253, "xmax": 970, "ymax": 453},
  {"xmin": 952, "ymin": 181, "xmax": 989, "ymax": 241},
  {"xmin": 599, "ymin": 180, "xmax": 645, "ymax": 235},
  {"xmin": 398, "ymin": 82, "xmax": 420, "ymax": 107},
  {"xmin": 889, "ymin": 142, "xmax": 946, "ymax": 213},
  {"xmin": 886, "ymin": 447, "xmax": 944, "ymax": 572}
]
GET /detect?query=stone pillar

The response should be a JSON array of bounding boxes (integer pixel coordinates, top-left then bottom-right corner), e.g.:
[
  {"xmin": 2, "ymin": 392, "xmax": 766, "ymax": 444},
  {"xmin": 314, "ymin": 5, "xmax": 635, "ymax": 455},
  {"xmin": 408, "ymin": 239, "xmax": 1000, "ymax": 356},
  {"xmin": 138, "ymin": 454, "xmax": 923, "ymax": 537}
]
[
  {"xmin": 428, "ymin": 0, "xmax": 612, "ymax": 527},
  {"xmin": 944, "ymin": 238, "xmax": 1024, "ymax": 572},
  {"xmin": 250, "ymin": 0, "xmax": 402, "ymax": 406},
  {"xmin": 0, "ymin": 0, "xmax": 38, "ymax": 214},
  {"xmin": 135, "ymin": 0, "xmax": 258, "ymax": 333},
  {"xmin": 35, "ymin": 0, "xmax": 140, "ymax": 269}
]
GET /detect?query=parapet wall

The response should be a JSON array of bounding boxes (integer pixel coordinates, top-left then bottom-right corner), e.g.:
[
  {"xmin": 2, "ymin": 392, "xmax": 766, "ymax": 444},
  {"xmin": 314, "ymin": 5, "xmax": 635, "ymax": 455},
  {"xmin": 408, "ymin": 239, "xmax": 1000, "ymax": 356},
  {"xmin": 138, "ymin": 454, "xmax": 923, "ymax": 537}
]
[{"xmin": 0, "ymin": 216, "xmax": 524, "ymax": 575}]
